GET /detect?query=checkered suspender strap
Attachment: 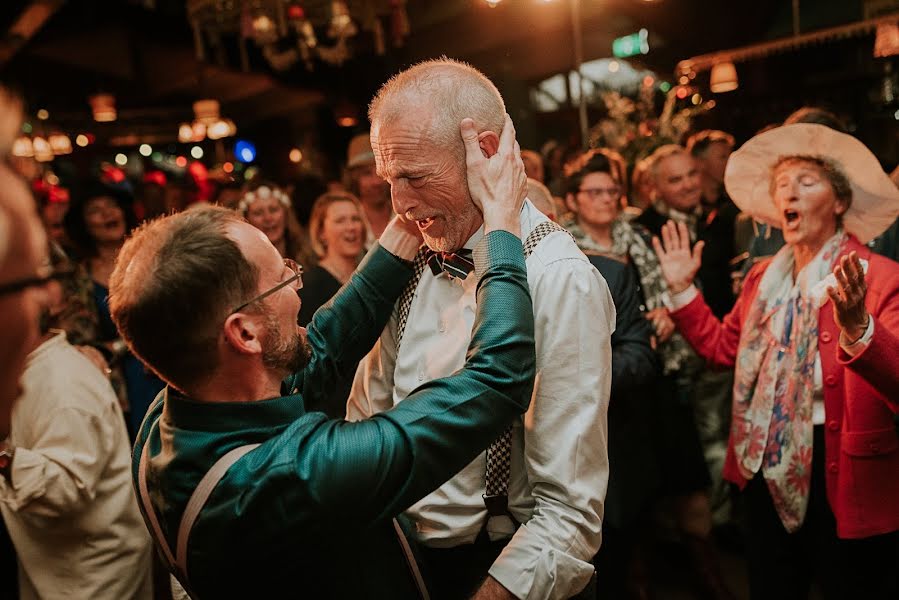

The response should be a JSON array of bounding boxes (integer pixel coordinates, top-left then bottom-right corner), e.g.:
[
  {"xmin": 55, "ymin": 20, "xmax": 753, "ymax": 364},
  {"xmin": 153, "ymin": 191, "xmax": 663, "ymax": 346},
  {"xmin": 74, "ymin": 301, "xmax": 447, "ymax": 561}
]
[
  {"xmin": 394, "ymin": 222, "xmax": 572, "ymax": 527},
  {"xmin": 137, "ymin": 434, "xmax": 260, "ymax": 597}
]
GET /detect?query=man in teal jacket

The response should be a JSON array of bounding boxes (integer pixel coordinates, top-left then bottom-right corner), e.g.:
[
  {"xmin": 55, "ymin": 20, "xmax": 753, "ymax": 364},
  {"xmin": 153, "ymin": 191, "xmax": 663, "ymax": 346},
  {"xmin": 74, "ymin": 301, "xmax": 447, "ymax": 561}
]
[{"xmin": 109, "ymin": 116, "xmax": 536, "ymax": 598}]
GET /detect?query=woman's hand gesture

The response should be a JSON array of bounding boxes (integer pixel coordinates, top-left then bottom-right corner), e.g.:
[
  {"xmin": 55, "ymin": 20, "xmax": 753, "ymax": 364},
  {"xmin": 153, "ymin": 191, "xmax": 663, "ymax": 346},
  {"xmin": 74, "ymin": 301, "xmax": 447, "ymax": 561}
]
[
  {"xmin": 827, "ymin": 251, "xmax": 870, "ymax": 344},
  {"xmin": 651, "ymin": 220, "xmax": 705, "ymax": 294}
]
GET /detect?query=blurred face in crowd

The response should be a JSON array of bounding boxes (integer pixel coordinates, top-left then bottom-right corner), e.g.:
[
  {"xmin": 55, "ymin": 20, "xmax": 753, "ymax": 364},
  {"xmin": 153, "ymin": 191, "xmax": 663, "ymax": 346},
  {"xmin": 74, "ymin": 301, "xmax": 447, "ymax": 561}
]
[
  {"xmin": 245, "ymin": 196, "xmax": 287, "ymax": 247},
  {"xmin": 372, "ymin": 109, "xmax": 482, "ymax": 253},
  {"xmin": 83, "ymin": 195, "xmax": 126, "ymax": 245},
  {"xmin": 41, "ymin": 201, "xmax": 69, "ymax": 244},
  {"xmin": 654, "ymin": 153, "xmax": 702, "ymax": 212},
  {"xmin": 521, "ymin": 151, "xmax": 544, "ymax": 183},
  {"xmin": 230, "ymin": 221, "xmax": 309, "ymax": 376},
  {"xmin": 320, "ymin": 200, "xmax": 365, "ymax": 260},
  {"xmin": 568, "ymin": 171, "xmax": 621, "ymax": 230},
  {"xmin": 772, "ymin": 158, "xmax": 845, "ymax": 251},
  {"xmin": 0, "ymin": 170, "xmax": 51, "ymax": 437},
  {"xmin": 353, "ymin": 162, "xmax": 390, "ymax": 208},
  {"xmin": 697, "ymin": 141, "xmax": 732, "ymax": 185}
]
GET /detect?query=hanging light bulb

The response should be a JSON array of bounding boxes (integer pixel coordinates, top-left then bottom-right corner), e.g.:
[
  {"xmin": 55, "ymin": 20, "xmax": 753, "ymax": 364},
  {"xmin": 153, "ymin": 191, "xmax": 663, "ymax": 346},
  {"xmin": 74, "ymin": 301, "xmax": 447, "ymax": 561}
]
[
  {"xmin": 33, "ymin": 136, "xmax": 53, "ymax": 162},
  {"xmin": 12, "ymin": 136, "xmax": 34, "ymax": 157},
  {"xmin": 874, "ymin": 22, "xmax": 899, "ymax": 58},
  {"xmin": 177, "ymin": 123, "xmax": 191, "ymax": 143},
  {"xmin": 710, "ymin": 61, "xmax": 739, "ymax": 93},
  {"xmin": 88, "ymin": 94, "xmax": 117, "ymax": 122},
  {"xmin": 47, "ymin": 133, "xmax": 72, "ymax": 155}
]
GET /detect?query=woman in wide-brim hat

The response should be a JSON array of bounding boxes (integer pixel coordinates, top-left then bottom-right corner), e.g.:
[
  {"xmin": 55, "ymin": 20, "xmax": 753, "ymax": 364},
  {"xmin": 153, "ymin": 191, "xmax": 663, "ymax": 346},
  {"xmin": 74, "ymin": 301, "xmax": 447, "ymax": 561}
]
[{"xmin": 653, "ymin": 123, "xmax": 899, "ymax": 599}]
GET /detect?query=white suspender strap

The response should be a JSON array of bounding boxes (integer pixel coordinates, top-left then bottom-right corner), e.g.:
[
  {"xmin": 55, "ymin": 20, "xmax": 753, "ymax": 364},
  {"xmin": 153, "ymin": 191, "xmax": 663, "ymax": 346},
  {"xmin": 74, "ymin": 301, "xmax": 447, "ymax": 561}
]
[
  {"xmin": 138, "ymin": 437, "xmax": 260, "ymax": 593},
  {"xmin": 138, "ymin": 440, "xmax": 177, "ymax": 569}
]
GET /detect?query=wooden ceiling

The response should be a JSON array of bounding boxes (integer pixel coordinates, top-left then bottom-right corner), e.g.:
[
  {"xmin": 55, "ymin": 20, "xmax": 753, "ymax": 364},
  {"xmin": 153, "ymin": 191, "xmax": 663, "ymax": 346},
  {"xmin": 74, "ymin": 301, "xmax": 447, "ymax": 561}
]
[{"xmin": 0, "ymin": 0, "xmax": 866, "ymax": 145}]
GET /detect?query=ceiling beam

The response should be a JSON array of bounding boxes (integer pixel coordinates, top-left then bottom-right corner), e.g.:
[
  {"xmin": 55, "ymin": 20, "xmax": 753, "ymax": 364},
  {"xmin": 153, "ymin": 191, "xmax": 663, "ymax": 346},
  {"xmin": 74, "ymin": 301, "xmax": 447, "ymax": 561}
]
[{"xmin": 0, "ymin": 0, "xmax": 66, "ymax": 66}]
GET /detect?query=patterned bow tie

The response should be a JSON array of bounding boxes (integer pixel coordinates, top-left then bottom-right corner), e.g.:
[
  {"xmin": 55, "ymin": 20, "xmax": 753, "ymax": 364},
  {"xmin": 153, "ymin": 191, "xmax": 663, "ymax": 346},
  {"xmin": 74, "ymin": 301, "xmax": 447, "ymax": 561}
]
[{"xmin": 426, "ymin": 248, "xmax": 475, "ymax": 279}]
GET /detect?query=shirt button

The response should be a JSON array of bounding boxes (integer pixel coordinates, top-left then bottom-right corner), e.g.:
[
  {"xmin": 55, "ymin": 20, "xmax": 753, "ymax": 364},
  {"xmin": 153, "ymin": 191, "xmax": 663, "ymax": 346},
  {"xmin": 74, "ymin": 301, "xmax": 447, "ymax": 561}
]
[
  {"xmin": 824, "ymin": 374, "xmax": 837, "ymax": 387},
  {"xmin": 438, "ymin": 320, "xmax": 446, "ymax": 333},
  {"xmin": 827, "ymin": 462, "xmax": 838, "ymax": 473},
  {"xmin": 418, "ymin": 370, "xmax": 426, "ymax": 382},
  {"xmin": 827, "ymin": 420, "xmax": 839, "ymax": 432},
  {"xmin": 820, "ymin": 331, "xmax": 832, "ymax": 343}
]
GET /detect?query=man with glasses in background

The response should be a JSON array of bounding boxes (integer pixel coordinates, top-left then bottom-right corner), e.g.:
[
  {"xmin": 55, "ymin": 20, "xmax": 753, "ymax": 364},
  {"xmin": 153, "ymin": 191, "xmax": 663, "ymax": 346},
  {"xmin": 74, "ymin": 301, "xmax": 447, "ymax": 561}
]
[{"xmin": 109, "ymin": 115, "xmax": 539, "ymax": 598}]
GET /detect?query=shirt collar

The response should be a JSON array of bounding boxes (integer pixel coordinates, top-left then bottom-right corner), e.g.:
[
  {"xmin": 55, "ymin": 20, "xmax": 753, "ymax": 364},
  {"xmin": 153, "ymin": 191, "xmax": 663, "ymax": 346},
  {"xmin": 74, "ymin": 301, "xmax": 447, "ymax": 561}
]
[
  {"xmin": 161, "ymin": 384, "xmax": 307, "ymax": 433},
  {"xmin": 461, "ymin": 198, "xmax": 536, "ymax": 251}
]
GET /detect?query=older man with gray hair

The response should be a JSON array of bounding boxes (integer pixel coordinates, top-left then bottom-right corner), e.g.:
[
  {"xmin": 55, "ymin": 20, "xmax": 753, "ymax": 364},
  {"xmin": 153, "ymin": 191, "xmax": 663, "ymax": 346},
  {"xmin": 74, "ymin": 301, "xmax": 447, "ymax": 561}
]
[{"xmin": 348, "ymin": 58, "xmax": 613, "ymax": 600}]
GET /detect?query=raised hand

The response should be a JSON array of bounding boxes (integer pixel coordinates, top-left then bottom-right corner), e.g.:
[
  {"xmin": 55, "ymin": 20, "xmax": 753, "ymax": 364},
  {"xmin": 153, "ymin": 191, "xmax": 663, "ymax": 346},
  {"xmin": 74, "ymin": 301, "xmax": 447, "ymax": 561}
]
[
  {"xmin": 651, "ymin": 220, "xmax": 704, "ymax": 294},
  {"xmin": 460, "ymin": 114, "xmax": 527, "ymax": 238},
  {"xmin": 826, "ymin": 251, "xmax": 870, "ymax": 343}
]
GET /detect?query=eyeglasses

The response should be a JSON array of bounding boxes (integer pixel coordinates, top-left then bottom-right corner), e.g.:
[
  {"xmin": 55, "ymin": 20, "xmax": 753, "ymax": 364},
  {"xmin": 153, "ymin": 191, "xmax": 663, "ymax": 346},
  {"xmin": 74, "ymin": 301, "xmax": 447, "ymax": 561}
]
[
  {"xmin": 0, "ymin": 263, "xmax": 74, "ymax": 298},
  {"xmin": 231, "ymin": 258, "xmax": 303, "ymax": 314},
  {"xmin": 578, "ymin": 187, "xmax": 621, "ymax": 199}
]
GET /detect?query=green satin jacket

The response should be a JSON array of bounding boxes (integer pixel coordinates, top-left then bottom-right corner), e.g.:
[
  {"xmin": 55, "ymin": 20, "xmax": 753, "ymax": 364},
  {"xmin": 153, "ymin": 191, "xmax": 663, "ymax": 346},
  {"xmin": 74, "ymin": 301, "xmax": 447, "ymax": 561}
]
[{"xmin": 132, "ymin": 232, "xmax": 536, "ymax": 599}]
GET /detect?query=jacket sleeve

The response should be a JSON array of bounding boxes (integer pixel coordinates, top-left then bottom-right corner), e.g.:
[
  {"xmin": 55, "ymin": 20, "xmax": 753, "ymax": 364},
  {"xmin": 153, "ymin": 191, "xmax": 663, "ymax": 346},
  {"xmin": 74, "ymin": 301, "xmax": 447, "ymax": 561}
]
[
  {"xmin": 609, "ymin": 261, "xmax": 659, "ymax": 397},
  {"xmin": 0, "ymin": 370, "xmax": 121, "ymax": 519},
  {"xmin": 297, "ymin": 245, "xmax": 413, "ymax": 410},
  {"xmin": 836, "ymin": 263, "xmax": 899, "ymax": 413},
  {"xmin": 234, "ymin": 230, "xmax": 536, "ymax": 529},
  {"xmin": 670, "ymin": 262, "xmax": 765, "ymax": 370}
]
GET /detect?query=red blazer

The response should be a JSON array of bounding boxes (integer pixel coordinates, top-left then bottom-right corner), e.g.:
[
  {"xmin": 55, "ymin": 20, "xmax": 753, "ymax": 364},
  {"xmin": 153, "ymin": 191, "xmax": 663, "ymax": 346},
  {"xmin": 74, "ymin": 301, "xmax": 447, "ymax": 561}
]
[{"xmin": 671, "ymin": 237, "xmax": 899, "ymax": 539}]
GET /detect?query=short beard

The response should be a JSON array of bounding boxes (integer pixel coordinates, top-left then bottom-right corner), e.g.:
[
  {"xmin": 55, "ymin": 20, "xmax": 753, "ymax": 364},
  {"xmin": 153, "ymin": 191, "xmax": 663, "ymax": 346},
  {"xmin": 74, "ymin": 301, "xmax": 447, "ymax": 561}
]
[
  {"xmin": 261, "ymin": 311, "xmax": 311, "ymax": 376},
  {"xmin": 423, "ymin": 201, "xmax": 482, "ymax": 253}
]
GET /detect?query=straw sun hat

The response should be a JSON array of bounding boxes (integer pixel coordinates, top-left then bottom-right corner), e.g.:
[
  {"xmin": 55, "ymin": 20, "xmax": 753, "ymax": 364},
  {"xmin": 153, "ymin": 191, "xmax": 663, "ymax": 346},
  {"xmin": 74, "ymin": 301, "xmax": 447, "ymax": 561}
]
[{"xmin": 724, "ymin": 123, "xmax": 899, "ymax": 244}]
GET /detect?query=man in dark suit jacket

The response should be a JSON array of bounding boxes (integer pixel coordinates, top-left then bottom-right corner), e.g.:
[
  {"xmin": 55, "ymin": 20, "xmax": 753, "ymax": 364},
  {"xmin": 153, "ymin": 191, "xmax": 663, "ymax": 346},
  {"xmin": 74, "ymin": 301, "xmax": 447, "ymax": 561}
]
[{"xmin": 587, "ymin": 254, "xmax": 660, "ymax": 600}]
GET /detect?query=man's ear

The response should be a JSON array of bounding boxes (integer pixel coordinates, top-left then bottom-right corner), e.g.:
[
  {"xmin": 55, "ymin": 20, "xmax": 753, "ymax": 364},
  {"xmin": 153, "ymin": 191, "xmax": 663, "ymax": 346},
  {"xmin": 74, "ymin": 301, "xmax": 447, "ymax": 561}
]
[
  {"xmin": 223, "ymin": 313, "xmax": 265, "ymax": 356},
  {"xmin": 478, "ymin": 130, "xmax": 500, "ymax": 158}
]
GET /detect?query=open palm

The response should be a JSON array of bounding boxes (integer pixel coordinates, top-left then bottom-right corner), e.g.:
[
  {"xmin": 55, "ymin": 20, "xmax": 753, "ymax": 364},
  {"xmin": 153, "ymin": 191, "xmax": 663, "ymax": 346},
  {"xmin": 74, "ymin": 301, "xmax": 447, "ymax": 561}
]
[{"xmin": 651, "ymin": 220, "xmax": 704, "ymax": 294}]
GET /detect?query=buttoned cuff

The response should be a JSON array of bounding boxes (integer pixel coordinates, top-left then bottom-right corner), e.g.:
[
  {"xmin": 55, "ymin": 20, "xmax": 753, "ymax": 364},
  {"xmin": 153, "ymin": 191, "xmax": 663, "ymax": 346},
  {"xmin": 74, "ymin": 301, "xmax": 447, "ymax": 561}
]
[
  {"xmin": 840, "ymin": 317, "xmax": 875, "ymax": 357},
  {"xmin": 487, "ymin": 523, "xmax": 596, "ymax": 600},
  {"xmin": 472, "ymin": 230, "xmax": 526, "ymax": 281},
  {"xmin": 668, "ymin": 284, "xmax": 699, "ymax": 311}
]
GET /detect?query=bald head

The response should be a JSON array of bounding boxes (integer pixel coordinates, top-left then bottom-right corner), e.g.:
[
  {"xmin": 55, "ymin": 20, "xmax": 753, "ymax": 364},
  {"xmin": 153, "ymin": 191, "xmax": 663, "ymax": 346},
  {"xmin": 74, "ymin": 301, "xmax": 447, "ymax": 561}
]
[
  {"xmin": 527, "ymin": 178, "xmax": 556, "ymax": 220},
  {"xmin": 369, "ymin": 58, "xmax": 506, "ymax": 162}
]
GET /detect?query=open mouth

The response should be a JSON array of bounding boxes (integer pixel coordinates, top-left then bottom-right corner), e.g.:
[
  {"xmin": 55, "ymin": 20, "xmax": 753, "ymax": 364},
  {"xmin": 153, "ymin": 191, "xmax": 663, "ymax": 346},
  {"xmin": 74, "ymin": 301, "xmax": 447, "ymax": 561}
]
[
  {"xmin": 783, "ymin": 209, "xmax": 800, "ymax": 227},
  {"xmin": 103, "ymin": 219, "xmax": 122, "ymax": 230},
  {"xmin": 416, "ymin": 217, "xmax": 435, "ymax": 230}
]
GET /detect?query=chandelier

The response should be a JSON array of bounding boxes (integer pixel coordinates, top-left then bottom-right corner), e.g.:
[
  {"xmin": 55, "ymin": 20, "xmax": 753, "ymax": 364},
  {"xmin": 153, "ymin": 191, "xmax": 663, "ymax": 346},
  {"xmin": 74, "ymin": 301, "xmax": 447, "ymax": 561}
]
[{"xmin": 186, "ymin": 1, "xmax": 410, "ymax": 72}]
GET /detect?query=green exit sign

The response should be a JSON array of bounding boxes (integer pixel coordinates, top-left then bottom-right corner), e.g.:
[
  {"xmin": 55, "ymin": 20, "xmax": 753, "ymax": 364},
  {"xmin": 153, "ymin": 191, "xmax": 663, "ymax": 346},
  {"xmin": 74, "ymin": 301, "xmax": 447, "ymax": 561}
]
[{"xmin": 612, "ymin": 29, "xmax": 649, "ymax": 58}]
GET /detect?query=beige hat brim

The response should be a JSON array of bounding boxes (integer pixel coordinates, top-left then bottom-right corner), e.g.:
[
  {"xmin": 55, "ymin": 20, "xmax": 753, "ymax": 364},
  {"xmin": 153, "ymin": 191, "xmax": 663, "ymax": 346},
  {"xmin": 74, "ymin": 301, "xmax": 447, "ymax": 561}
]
[{"xmin": 724, "ymin": 123, "xmax": 899, "ymax": 244}]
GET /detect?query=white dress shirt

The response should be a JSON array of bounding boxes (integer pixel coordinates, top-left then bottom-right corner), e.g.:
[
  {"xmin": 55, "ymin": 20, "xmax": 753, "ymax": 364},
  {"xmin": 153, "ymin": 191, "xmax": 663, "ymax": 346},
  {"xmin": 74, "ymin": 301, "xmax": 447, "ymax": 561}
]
[
  {"xmin": 0, "ymin": 331, "xmax": 153, "ymax": 600},
  {"xmin": 348, "ymin": 200, "xmax": 614, "ymax": 599}
]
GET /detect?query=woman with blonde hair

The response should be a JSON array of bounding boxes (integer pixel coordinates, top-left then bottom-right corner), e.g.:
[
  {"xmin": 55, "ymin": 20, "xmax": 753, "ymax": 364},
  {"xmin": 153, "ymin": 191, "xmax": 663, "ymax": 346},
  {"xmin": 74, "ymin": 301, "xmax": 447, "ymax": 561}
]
[
  {"xmin": 238, "ymin": 182, "xmax": 311, "ymax": 265},
  {"xmin": 298, "ymin": 191, "xmax": 370, "ymax": 417}
]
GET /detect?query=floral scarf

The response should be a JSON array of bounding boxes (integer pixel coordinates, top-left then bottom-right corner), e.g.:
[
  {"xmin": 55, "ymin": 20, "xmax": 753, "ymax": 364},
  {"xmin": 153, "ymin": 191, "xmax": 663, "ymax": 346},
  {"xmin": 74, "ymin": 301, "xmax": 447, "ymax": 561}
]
[
  {"xmin": 732, "ymin": 231, "xmax": 847, "ymax": 532},
  {"xmin": 564, "ymin": 216, "xmax": 695, "ymax": 374}
]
